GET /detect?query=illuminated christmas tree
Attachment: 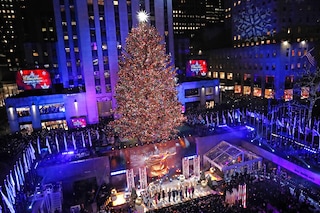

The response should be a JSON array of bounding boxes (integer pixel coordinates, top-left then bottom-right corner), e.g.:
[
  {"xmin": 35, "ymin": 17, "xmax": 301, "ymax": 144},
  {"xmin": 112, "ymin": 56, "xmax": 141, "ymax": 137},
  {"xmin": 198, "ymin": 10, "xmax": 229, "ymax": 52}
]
[{"xmin": 110, "ymin": 11, "xmax": 185, "ymax": 144}]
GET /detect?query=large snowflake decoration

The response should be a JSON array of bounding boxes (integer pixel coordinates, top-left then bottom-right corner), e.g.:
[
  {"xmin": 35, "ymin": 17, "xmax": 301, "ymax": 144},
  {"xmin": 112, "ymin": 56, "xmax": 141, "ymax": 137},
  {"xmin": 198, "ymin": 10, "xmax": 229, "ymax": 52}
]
[{"xmin": 234, "ymin": 5, "xmax": 272, "ymax": 41}]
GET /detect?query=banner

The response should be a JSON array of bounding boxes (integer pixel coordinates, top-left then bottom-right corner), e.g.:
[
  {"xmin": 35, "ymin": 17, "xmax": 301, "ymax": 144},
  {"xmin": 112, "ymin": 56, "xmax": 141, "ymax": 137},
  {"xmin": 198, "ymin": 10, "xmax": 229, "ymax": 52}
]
[
  {"xmin": 138, "ymin": 167, "xmax": 148, "ymax": 190},
  {"xmin": 182, "ymin": 157, "xmax": 189, "ymax": 178},
  {"xmin": 193, "ymin": 156, "xmax": 201, "ymax": 177},
  {"xmin": 126, "ymin": 169, "xmax": 135, "ymax": 191}
]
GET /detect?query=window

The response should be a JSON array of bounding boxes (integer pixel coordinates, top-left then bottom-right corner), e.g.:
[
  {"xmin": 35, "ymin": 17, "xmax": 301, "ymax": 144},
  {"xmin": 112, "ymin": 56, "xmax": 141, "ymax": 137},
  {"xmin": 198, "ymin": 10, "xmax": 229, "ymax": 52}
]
[
  {"xmin": 17, "ymin": 107, "xmax": 30, "ymax": 117},
  {"xmin": 226, "ymin": 73, "xmax": 233, "ymax": 80},
  {"xmin": 219, "ymin": 72, "xmax": 225, "ymax": 79},
  {"xmin": 185, "ymin": 88, "xmax": 199, "ymax": 97},
  {"xmin": 39, "ymin": 103, "xmax": 65, "ymax": 114},
  {"xmin": 205, "ymin": 87, "xmax": 213, "ymax": 95}
]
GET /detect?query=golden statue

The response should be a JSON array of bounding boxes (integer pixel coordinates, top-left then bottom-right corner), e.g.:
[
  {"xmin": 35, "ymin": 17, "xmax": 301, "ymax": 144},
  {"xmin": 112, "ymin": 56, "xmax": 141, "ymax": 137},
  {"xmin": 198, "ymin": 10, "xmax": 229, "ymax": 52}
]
[{"xmin": 145, "ymin": 151, "xmax": 175, "ymax": 177}]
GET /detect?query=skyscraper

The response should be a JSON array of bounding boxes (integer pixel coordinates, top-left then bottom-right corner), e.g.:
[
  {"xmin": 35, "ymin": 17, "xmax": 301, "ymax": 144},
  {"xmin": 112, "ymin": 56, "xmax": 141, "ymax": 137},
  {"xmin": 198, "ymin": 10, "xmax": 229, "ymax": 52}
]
[
  {"xmin": 0, "ymin": 0, "xmax": 25, "ymax": 74},
  {"xmin": 53, "ymin": 0, "xmax": 174, "ymax": 124},
  {"xmin": 172, "ymin": 0, "xmax": 225, "ymax": 71}
]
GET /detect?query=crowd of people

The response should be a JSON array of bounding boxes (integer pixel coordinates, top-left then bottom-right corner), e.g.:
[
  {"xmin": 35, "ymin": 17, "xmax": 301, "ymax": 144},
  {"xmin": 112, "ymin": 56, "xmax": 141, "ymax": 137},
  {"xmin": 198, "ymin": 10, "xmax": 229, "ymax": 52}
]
[
  {"xmin": 100, "ymin": 170, "xmax": 319, "ymax": 213},
  {"xmin": 2, "ymin": 102, "xmax": 320, "ymax": 212}
]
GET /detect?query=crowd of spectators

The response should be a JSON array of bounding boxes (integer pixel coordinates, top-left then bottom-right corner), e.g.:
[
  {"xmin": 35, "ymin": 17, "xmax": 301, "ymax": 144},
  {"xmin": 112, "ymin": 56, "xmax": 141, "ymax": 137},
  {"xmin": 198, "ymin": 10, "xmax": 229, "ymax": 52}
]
[{"xmin": 100, "ymin": 171, "xmax": 319, "ymax": 213}]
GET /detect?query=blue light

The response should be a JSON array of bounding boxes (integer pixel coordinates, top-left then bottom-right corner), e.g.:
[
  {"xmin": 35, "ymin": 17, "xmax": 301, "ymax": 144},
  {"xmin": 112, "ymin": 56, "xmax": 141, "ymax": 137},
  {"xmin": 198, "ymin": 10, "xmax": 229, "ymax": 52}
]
[
  {"xmin": 186, "ymin": 155, "xmax": 196, "ymax": 160},
  {"xmin": 111, "ymin": 170, "xmax": 126, "ymax": 176},
  {"xmin": 62, "ymin": 151, "xmax": 74, "ymax": 155},
  {"xmin": 245, "ymin": 125, "xmax": 255, "ymax": 131}
]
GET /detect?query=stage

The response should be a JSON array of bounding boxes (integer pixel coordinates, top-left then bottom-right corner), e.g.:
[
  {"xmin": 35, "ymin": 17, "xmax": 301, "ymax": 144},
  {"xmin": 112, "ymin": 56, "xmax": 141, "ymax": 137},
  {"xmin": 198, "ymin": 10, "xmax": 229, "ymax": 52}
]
[{"xmin": 107, "ymin": 175, "xmax": 222, "ymax": 213}]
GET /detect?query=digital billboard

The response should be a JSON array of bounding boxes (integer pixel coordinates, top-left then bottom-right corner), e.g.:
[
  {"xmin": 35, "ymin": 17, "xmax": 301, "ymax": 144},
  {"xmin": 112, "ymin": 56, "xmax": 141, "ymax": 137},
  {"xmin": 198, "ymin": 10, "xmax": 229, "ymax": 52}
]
[
  {"xmin": 186, "ymin": 60, "xmax": 208, "ymax": 77},
  {"xmin": 71, "ymin": 117, "xmax": 87, "ymax": 128},
  {"xmin": 16, "ymin": 69, "xmax": 52, "ymax": 90}
]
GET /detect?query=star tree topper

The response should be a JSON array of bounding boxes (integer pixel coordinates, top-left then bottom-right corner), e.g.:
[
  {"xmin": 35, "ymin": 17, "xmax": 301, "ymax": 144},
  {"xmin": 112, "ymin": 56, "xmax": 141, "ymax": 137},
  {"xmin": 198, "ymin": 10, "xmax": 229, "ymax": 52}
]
[{"xmin": 137, "ymin": 10, "xmax": 149, "ymax": 23}]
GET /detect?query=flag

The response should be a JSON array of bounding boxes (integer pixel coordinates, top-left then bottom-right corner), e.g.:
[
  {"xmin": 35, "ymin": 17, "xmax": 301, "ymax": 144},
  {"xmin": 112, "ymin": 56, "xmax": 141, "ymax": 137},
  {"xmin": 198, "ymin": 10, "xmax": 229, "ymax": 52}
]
[
  {"xmin": 81, "ymin": 131, "xmax": 86, "ymax": 148},
  {"xmin": 312, "ymin": 129, "xmax": 320, "ymax": 136},
  {"xmin": 25, "ymin": 147, "xmax": 31, "ymax": 169},
  {"xmin": 55, "ymin": 135, "xmax": 60, "ymax": 153},
  {"xmin": 305, "ymin": 126, "xmax": 312, "ymax": 134},
  {"xmin": 298, "ymin": 122, "xmax": 304, "ymax": 134},
  {"xmin": 45, "ymin": 137, "xmax": 52, "ymax": 154},
  {"xmin": 23, "ymin": 152, "xmax": 29, "ymax": 173},
  {"xmin": 72, "ymin": 132, "xmax": 77, "ymax": 150},
  {"xmin": 29, "ymin": 143, "xmax": 36, "ymax": 161},
  {"xmin": 216, "ymin": 112, "xmax": 219, "ymax": 126},
  {"xmin": 4, "ymin": 179, "xmax": 14, "ymax": 205},
  {"xmin": 14, "ymin": 165, "xmax": 20, "ymax": 192},
  {"xmin": 9, "ymin": 171, "xmax": 16, "ymax": 198},
  {"xmin": 198, "ymin": 114, "xmax": 205, "ymax": 124},
  {"xmin": 96, "ymin": 129, "xmax": 100, "ymax": 140},
  {"xmin": 228, "ymin": 111, "xmax": 233, "ymax": 123},
  {"xmin": 88, "ymin": 130, "xmax": 92, "ymax": 147},
  {"xmin": 205, "ymin": 114, "xmax": 209, "ymax": 126},
  {"xmin": 222, "ymin": 112, "xmax": 226, "ymax": 124},
  {"xmin": 18, "ymin": 159, "xmax": 24, "ymax": 183},
  {"xmin": 64, "ymin": 133, "xmax": 68, "ymax": 151},
  {"xmin": 1, "ymin": 188, "xmax": 15, "ymax": 213},
  {"xmin": 37, "ymin": 136, "xmax": 41, "ymax": 155},
  {"xmin": 286, "ymin": 122, "xmax": 291, "ymax": 135},
  {"xmin": 302, "ymin": 47, "xmax": 316, "ymax": 67},
  {"xmin": 276, "ymin": 119, "xmax": 284, "ymax": 127}
]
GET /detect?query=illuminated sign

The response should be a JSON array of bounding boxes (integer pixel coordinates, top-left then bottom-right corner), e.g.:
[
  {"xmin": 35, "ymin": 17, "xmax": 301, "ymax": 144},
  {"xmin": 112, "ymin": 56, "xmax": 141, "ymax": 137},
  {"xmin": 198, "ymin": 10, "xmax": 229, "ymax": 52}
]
[
  {"xmin": 186, "ymin": 60, "xmax": 208, "ymax": 77},
  {"xmin": 16, "ymin": 69, "xmax": 52, "ymax": 90},
  {"xmin": 71, "ymin": 117, "xmax": 87, "ymax": 128}
]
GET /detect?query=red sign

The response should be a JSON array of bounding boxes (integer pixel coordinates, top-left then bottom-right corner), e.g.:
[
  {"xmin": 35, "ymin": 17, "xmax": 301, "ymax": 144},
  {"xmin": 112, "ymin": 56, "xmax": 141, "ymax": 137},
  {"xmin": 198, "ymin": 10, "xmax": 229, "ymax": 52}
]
[
  {"xmin": 186, "ymin": 60, "xmax": 208, "ymax": 77},
  {"xmin": 16, "ymin": 69, "xmax": 52, "ymax": 90}
]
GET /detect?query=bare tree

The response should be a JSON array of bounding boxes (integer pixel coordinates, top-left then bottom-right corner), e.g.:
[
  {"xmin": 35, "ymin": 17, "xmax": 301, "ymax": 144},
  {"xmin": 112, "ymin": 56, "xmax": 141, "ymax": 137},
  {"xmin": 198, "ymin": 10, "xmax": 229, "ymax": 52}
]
[{"xmin": 294, "ymin": 65, "xmax": 320, "ymax": 127}]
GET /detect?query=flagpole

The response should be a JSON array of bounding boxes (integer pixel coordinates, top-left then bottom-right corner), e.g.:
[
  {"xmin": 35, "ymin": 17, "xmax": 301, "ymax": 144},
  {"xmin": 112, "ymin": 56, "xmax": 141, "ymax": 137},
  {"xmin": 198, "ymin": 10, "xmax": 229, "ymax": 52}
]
[{"xmin": 0, "ymin": 186, "xmax": 8, "ymax": 213}]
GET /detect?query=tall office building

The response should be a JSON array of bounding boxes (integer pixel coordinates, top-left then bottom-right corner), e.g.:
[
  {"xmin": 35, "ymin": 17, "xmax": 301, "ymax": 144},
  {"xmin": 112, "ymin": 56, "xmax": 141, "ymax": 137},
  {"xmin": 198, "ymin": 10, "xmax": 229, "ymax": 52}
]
[
  {"xmin": 23, "ymin": 0, "xmax": 58, "ymax": 75},
  {"xmin": 172, "ymin": 0, "xmax": 225, "ymax": 71},
  {"xmin": 0, "ymin": 0, "xmax": 58, "ymax": 107},
  {"xmin": 53, "ymin": 0, "xmax": 174, "ymax": 124},
  {"xmin": 0, "ymin": 0, "xmax": 25, "ymax": 74},
  {"xmin": 208, "ymin": 0, "xmax": 320, "ymax": 100}
]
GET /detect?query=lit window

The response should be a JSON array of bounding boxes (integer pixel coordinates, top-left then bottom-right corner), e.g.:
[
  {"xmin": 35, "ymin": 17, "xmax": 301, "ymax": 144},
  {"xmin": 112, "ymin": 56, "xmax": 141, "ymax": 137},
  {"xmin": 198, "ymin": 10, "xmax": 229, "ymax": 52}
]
[
  {"xmin": 113, "ymin": 1, "xmax": 118, "ymax": 5},
  {"xmin": 219, "ymin": 72, "xmax": 225, "ymax": 79}
]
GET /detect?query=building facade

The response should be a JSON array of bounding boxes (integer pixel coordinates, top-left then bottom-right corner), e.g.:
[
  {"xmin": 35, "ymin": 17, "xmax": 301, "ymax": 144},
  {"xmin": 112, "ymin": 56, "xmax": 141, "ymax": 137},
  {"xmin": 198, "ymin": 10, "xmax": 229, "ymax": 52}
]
[
  {"xmin": 208, "ymin": 0, "xmax": 320, "ymax": 100},
  {"xmin": 172, "ymin": 0, "xmax": 225, "ymax": 71},
  {"xmin": 5, "ymin": 0, "xmax": 175, "ymax": 133},
  {"xmin": 52, "ymin": 0, "xmax": 174, "ymax": 125}
]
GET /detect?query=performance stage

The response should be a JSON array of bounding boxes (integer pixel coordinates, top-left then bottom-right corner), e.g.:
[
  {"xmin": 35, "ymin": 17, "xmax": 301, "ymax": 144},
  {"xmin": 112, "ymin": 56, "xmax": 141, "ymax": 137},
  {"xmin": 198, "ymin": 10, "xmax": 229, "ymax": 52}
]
[{"xmin": 108, "ymin": 175, "xmax": 221, "ymax": 213}]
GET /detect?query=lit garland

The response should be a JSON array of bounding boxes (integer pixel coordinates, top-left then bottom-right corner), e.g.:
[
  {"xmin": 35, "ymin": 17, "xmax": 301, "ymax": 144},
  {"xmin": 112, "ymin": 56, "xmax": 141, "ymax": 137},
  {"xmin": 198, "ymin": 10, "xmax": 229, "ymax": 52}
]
[{"xmin": 109, "ymin": 21, "xmax": 186, "ymax": 144}]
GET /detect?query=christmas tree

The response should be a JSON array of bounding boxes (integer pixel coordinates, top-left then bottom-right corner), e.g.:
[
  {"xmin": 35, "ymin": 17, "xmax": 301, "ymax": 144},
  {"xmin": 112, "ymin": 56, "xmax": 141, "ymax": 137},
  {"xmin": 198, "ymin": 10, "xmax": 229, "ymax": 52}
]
[{"xmin": 109, "ymin": 11, "xmax": 185, "ymax": 144}]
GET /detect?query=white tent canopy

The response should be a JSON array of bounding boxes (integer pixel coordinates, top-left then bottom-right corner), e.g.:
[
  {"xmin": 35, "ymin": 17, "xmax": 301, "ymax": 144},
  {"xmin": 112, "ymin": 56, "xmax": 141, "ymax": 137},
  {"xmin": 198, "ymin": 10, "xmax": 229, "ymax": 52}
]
[{"xmin": 203, "ymin": 141, "xmax": 262, "ymax": 174}]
